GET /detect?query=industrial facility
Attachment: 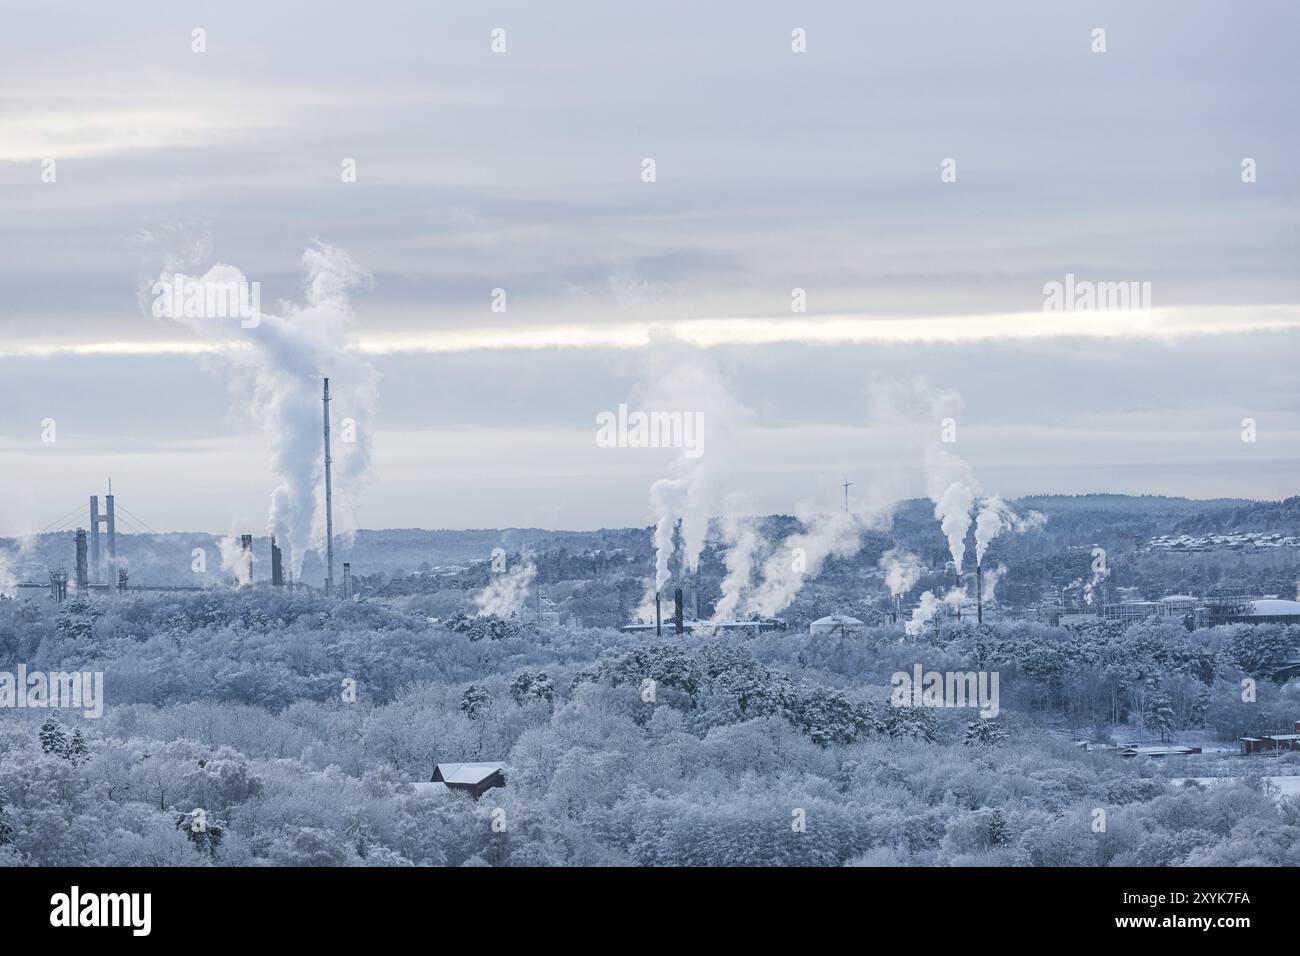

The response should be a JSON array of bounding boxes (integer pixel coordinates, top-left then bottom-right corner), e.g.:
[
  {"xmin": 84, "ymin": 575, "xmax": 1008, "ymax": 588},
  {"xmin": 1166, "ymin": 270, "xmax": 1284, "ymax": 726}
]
[{"xmin": 5, "ymin": 378, "xmax": 358, "ymax": 603}]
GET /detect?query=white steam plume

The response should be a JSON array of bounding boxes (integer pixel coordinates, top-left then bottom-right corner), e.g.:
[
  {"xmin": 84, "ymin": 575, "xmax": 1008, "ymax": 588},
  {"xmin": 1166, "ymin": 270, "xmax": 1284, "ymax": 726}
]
[
  {"xmin": 710, "ymin": 513, "xmax": 761, "ymax": 623},
  {"xmin": 649, "ymin": 476, "xmax": 688, "ymax": 593},
  {"xmin": 879, "ymin": 546, "xmax": 922, "ymax": 598},
  {"xmin": 974, "ymin": 494, "xmax": 1045, "ymax": 567},
  {"xmin": 1083, "ymin": 568, "xmax": 1106, "ymax": 605},
  {"xmin": 153, "ymin": 242, "xmax": 377, "ymax": 580},
  {"xmin": 942, "ymin": 584, "xmax": 968, "ymax": 610},
  {"xmin": 925, "ymin": 445, "xmax": 979, "ymax": 574},
  {"xmin": 639, "ymin": 346, "xmax": 744, "ymax": 601},
  {"xmin": 981, "ymin": 563, "xmax": 1009, "ymax": 604},
  {"xmin": 473, "ymin": 558, "xmax": 537, "ymax": 618},
  {"xmin": 0, "ymin": 548, "xmax": 16, "ymax": 594},
  {"xmin": 905, "ymin": 590, "xmax": 942, "ymax": 636},
  {"xmin": 745, "ymin": 498, "xmax": 890, "ymax": 618},
  {"xmin": 218, "ymin": 535, "xmax": 253, "ymax": 587}
]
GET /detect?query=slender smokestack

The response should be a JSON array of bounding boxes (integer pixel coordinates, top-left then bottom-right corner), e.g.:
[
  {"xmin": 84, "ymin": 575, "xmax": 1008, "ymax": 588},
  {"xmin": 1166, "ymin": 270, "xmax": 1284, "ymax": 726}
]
[
  {"xmin": 674, "ymin": 587, "xmax": 684, "ymax": 635},
  {"xmin": 105, "ymin": 489, "xmax": 116, "ymax": 574},
  {"xmin": 271, "ymin": 535, "xmax": 284, "ymax": 586},
  {"xmin": 89, "ymin": 496, "xmax": 100, "ymax": 585},
  {"xmin": 342, "ymin": 562, "xmax": 352, "ymax": 600},
  {"xmin": 241, "ymin": 534, "xmax": 253, "ymax": 583},
  {"xmin": 323, "ymin": 377, "xmax": 335, "ymax": 596},
  {"xmin": 655, "ymin": 593, "xmax": 662, "ymax": 637},
  {"xmin": 976, "ymin": 562, "xmax": 983, "ymax": 624},
  {"xmin": 74, "ymin": 529, "xmax": 88, "ymax": 591}
]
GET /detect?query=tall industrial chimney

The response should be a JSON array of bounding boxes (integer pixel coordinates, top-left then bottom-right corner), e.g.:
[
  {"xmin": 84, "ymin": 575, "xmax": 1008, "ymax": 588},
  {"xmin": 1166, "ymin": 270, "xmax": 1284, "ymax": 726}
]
[
  {"xmin": 655, "ymin": 593, "xmax": 662, "ymax": 637},
  {"xmin": 105, "ymin": 484, "xmax": 116, "ymax": 574},
  {"xmin": 271, "ymin": 535, "xmax": 284, "ymax": 586},
  {"xmin": 674, "ymin": 587, "xmax": 684, "ymax": 635},
  {"xmin": 342, "ymin": 562, "xmax": 352, "ymax": 600},
  {"xmin": 976, "ymin": 563, "xmax": 983, "ymax": 625},
  {"xmin": 322, "ymin": 377, "xmax": 335, "ymax": 596},
  {"xmin": 89, "ymin": 496, "xmax": 101, "ymax": 584},
  {"xmin": 241, "ymin": 534, "xmax": 253, "ymax": 583},
  {"xmin": 74, "ymin": 529, "xmax": 88, "ymax": 592}
]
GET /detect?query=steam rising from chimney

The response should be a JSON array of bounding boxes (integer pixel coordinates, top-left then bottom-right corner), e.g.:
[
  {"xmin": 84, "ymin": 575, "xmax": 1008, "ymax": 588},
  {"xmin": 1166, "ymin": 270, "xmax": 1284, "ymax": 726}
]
[
  {"xmin": 710, "ymin": 513, "xmax": 760, "ymax": 623},
  {"xmin": 926, "ymin": 445, "xmax": 979, "ymax": 574},
  {"xmin": 879, "ymin": 546, "xmax": 922, "ymax": 598},
  {"xmin": 745, "ymin": 498, "xmax": 890, "ymax": 618},
  {"xmin": 153, "ymin": 241, "xmax": 377, "ymax": 580},
  {"xmin": 974, "ymin": 494, "xmax": 1045, "ymax": 567},
  {"xmin": 981, "ymin": 563, "xmax": 1009, "ymax": 604},
  {"xmin": 474, "ymin": 557, "xmax": 537, "ymax": 618},
  {"xmin": 218, "ymin": 535, "xmax": 253, "ymax": 587},
  {"xmin": 639, "ymin": 346, "xmax": 744, "ymax": 613},
  {"xmin": 904, "ymin": 590, "xmax": 942, "ymax": 636}
]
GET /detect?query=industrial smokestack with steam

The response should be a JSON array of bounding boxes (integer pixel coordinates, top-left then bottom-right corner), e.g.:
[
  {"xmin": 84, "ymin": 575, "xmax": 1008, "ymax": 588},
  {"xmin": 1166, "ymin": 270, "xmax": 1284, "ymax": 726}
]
[
  {"xmin": 271, "ymin": 536, "xmax": 284, "ymax": 586},
  {"xmin": 152, "ymin": 241, "xmax": 378, "ymax": 593},
  {"xmin": 879, "ymin": 546, "xmax": 921, "ymax": 625}
]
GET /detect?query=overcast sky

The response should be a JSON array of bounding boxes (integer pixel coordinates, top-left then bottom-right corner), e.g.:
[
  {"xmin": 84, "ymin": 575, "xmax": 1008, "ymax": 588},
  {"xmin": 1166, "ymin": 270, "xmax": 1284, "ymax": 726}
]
[{"xmin": 1, "ymin": 0, "xmax": 1297, "ymax": 536}]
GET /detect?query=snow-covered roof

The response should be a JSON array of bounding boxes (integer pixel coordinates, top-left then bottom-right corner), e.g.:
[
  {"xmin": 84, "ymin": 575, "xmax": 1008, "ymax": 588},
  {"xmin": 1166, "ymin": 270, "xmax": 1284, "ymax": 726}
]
[
  {"xmin": 1159, "ymin": 595, "xmax": 1198, "ymax": 603},
  {"xmin": 410, "ymin": 781, "xmax": 450, "ymax": 795},
  {"xmin": 435, "ymin": 762, "xmax": 504, "ymax": 785},
  {"xmin": 1247, "ymin": 599, "xmax": 1300, "ymax": 617},
  {"xmin": 811, "ymin": 614, "xmax": 863, "ymax": 626}
]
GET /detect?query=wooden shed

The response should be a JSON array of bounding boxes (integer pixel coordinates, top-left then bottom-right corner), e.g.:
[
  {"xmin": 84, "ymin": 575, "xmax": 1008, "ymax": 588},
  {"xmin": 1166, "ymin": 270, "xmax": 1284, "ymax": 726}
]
[{"xmin": 430, "ymin": 762, "xmax": 506, "ymax": 799}]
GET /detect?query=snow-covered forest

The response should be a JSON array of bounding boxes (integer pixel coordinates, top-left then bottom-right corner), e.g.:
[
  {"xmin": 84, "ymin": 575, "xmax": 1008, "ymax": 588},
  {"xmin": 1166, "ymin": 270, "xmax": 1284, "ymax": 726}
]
[{"xmin": 3, "ymin": 589, "xmax": 1299, "ymax": 866}]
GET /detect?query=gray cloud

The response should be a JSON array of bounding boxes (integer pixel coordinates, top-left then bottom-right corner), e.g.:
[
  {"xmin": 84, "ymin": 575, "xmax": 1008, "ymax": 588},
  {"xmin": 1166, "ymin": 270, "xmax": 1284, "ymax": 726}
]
[{"xmin": 0, "ymin": 0, "xmax": 1296, "ymax": 532}]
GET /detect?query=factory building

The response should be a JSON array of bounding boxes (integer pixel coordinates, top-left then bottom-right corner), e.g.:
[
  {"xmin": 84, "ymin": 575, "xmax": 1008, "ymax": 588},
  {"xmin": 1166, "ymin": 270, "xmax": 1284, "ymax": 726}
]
[
  {"xmin": 1101, "ymin": 601, "xmax": 1161, "ymax": 624},
  {"xmin": 809, "ymin": 613, "xmax": 864, "ymax": 637},
  {"xmin": 1241, "ymin": 722, "xmax": 1300, "ymax": 756},
  {"xmin": 619, "ymin": 618, "xmax": 785, "ymax": 636},
  {"xmin": 1219, "ymin": 599, "xmax": 1300, "ymax": 625}
]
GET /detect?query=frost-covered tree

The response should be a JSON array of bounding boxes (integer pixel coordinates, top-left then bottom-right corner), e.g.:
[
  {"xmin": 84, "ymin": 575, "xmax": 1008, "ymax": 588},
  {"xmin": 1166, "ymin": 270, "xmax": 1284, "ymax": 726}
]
[
  {"xmin": 175, "ymin": 809, "xmax": 225, "ymax": 858},
  {"xmin": 0, "ymin": 785, "xmax": 12, "ymax": 846},
  {"xmin": 509, "ymin": 671, "xmax": 555, "ymax": 707},
  {"xmin": 1142, "ymin": 692, "xmax": 1177, "ymax": 742},
  {"xmin": 459, "ymin": 684, "xmax": 492, "ymax": 721},
  {"xmin": 962, "ymin": 719, "xmax": 1007, "ymax": 747},
  {"xmin": 64, "ymin": 729, "xmax": 89, "ymax": 766},
  {"xmin": 38, "ymin": 718, "xmax": 67, "ymax": 756},
  {"xmin": 882, "ymin": 705, "xmax": 939, "ymax": 742}
]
